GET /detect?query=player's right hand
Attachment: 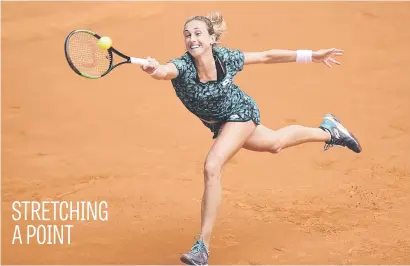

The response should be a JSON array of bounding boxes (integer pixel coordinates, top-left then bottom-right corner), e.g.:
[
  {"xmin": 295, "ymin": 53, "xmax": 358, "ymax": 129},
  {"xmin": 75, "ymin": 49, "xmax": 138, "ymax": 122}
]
[{"xmin": 141, "ymin": 57, "xmax": 160, "ymax": 75}]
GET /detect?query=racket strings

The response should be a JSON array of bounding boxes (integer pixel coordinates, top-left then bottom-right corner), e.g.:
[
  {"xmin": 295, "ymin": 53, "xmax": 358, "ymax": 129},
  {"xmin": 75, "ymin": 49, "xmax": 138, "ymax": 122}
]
[{"xmin": 67, "ymin": 32, "xmax": 111, "ymax": 77}]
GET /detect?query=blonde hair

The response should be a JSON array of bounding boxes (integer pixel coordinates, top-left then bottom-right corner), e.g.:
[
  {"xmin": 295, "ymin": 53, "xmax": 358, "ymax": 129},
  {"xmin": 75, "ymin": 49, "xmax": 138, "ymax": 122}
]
[{"xmin": 184, "ymin": 12, "xmax": 227, "ymax": 45}]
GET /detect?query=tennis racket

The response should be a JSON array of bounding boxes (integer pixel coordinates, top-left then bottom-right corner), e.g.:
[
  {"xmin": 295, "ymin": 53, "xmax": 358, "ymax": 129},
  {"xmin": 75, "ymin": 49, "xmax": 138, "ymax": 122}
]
[{"xmin": 64, "ymin": 29, "xmax": 149, "ymax": 79}]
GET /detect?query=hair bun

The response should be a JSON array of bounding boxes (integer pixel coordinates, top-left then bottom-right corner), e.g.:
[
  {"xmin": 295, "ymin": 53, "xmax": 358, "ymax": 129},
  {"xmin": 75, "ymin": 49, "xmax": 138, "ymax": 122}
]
[
  {"xmin": 207, "ymin": 12, "xmax": 223, "ymax": 24},
  {"xmin": 206, "ymin": 12, "xmax": 227, "ymax": 42}
]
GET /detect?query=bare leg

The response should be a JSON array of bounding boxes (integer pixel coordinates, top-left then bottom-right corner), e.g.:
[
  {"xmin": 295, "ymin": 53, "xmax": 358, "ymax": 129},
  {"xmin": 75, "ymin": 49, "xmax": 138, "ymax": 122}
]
[
  {"xmin": 200, "ymin": 121, "xmax": 256, "ymax": 248},
  {"xmin": 201, "ymin": 124, "xmax": 328, "ymax": 244},
  {"xmin": 243, "ymin": 124, "xmax": 330, "ymax": 153}
]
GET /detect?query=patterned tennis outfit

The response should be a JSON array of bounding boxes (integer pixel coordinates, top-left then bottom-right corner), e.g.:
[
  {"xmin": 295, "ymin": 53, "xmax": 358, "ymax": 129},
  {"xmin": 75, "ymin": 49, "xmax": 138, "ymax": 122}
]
[{"xmin": 169, "ymin": 46, "xmax": 261, "ymax": 139}]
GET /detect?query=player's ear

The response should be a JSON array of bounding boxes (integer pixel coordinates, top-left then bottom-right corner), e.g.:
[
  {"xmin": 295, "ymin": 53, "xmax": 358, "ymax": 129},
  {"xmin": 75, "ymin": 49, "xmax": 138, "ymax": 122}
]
[{"xmin": 210, "ymin": 34, "xmax": 216, "ymax": 45}]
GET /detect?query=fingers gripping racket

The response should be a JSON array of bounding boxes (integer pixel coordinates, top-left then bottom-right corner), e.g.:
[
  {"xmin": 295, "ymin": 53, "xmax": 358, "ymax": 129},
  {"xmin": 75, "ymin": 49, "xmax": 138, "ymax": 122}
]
[{"xmin": 64, "ymin": 29, "xmax": 149, "ymax": 79}]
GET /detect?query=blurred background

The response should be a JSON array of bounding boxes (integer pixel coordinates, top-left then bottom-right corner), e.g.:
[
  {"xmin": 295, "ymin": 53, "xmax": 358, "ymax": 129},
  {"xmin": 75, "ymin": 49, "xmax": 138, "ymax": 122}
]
[{"xmin": 2, "ymin": 2, "xmax": 410, "ymax": 264}]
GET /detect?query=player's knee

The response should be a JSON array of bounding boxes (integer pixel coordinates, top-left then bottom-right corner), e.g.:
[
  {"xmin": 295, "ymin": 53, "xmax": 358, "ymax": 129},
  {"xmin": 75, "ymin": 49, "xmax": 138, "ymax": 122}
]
[
  {"xmin": 269, "ymin": 140, "xmax": 283, "ymax": 154},
  {"xmin": 203, "ymin": 158, "xmax": 222, "ymax": 183}
]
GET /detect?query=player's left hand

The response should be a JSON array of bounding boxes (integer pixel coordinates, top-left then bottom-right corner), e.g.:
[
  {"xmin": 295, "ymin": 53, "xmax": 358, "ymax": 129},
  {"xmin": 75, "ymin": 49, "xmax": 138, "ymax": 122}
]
[{"xmin": 312, "ymin": 48, "xmax": 344, "ymax": 68}]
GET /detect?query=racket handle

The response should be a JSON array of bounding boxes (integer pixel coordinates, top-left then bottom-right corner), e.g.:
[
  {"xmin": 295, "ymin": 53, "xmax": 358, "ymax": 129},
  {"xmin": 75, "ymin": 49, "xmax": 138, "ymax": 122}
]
[{"xmin": 130, "ymin": 57, "xmax": 149, "ymax": 66}]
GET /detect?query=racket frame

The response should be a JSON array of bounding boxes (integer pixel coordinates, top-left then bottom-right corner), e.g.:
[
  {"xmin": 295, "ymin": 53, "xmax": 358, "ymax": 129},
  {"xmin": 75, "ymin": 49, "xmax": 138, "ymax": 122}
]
[{"xmin": 64, "ymin": 29, "xmax": 148, "ymax": 79}]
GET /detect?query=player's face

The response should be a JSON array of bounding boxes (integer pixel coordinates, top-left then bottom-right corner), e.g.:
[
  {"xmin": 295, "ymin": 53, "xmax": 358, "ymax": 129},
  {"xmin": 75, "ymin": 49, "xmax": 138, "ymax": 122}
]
[{"xmin": 184, "ymin": 20, "xmax": 215, "ymax": 58}]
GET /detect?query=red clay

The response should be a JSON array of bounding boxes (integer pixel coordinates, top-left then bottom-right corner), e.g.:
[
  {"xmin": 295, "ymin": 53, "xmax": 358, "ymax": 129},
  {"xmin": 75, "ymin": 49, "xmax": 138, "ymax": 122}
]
[{"xmin": 2, "ymin": 2, "xmax": 410, "ymax": 264}]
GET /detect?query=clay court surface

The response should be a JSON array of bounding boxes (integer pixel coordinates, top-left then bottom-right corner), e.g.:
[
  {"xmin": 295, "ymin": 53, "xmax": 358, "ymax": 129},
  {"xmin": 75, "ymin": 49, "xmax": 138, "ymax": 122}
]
[{"xmin": 2, "ymin": 2, "xmax": 410, "ymax": 264}]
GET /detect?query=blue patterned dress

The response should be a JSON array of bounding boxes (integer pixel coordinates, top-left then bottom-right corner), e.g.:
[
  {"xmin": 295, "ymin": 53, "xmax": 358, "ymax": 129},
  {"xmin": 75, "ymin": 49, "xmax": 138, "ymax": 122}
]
[{"xmin": 168, "ymin": 46, "xmax": 261, "ymax": 139}]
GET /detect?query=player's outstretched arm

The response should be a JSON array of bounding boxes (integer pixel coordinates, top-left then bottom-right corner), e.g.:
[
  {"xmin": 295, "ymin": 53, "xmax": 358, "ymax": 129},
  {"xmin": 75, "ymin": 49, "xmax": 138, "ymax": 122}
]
[
  {"xmin": 244, "ymin": 48, "xmax": 344, "ymax": 68},
  {"xmin": 140, "ymin": 57, "xmax": 178, "ymax": 80}
]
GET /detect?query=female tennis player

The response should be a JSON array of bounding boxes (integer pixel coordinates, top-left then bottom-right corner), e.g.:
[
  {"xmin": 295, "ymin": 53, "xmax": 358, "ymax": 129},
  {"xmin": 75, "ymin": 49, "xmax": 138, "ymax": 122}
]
[{"xmin": 140, "ymin": 12, "xmax": 361, "ymax": 266}]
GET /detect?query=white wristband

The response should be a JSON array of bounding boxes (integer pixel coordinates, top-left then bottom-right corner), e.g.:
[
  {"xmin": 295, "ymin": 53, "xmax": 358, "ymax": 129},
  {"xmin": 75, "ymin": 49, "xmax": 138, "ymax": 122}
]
[{"xmin": 296, "ymin": 50, "xmax": 313, "ymax": 63}]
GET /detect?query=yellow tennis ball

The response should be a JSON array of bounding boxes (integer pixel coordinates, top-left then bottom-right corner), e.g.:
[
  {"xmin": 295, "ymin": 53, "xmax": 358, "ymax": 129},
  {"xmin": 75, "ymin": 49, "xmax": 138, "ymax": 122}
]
[{"xmin": 98, "ymin": 36, "xmax": 112, "ymax": 50}]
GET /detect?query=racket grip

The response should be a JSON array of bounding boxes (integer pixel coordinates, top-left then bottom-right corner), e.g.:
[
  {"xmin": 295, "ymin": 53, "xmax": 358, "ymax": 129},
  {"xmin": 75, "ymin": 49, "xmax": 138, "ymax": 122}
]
[{"xmin": 130, "ymin": 57, "xmax": 149, "ymax": 66}]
